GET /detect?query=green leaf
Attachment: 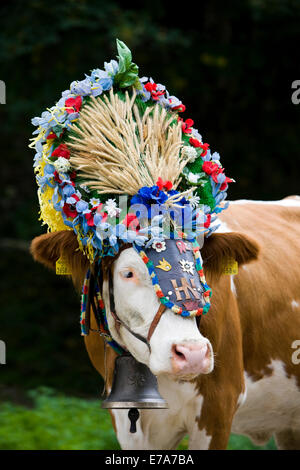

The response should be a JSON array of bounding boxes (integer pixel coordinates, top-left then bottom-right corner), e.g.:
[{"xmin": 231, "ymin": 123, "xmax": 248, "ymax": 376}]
[
  {"xmin": 114, "ymin": 39, "xmax": 139, "ymax": 88},
  {"xmin": 116, "ymin": 39, "xmax": 132, "ymax": 74}
]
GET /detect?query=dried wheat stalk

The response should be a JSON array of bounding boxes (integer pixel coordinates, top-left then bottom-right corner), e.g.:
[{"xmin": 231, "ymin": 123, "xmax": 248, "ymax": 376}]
[{"xmin": 68, "ymin": 88, "xmax": 192, "ymax": 195}]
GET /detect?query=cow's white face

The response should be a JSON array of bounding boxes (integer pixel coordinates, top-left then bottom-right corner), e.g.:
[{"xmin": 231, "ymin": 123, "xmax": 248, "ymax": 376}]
[{"xmin": 103, "ymin": 247, "xmax": 214, "ymax": 379}]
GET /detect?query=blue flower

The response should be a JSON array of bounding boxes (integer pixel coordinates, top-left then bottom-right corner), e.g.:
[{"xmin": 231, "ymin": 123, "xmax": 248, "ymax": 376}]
[
  {"xmin": 89, "ymin": 69, "xmax": 111, "ymax": 93},
  {"xmin": 95, "ymin": 221, "xmax": 111, "ymax": 241},
  {"xmin": 104, "ymin": 59, "xmax": 119, "ymax": 76},
  {"xmin": 75, "ymin": 200, "xmax": 89, "ymax": 213},
  {"xmin": 62, "ymin": 184, "xmax": 76, "ymax": 197},
  {"xmin": 107, "ymin": 223, "xmax": 127, "ymax": 248},
  {"xmin": 33, "ymin": 153, "xmax": 42, "ymax": 168},
  {"xmin": 31, "ymin": 111, "xmax": 53, "ymax": 129},
  {"xmin": 91, "ymin": 83, "xmax": 103, "ymax": 97},
  {"xmin": 36, "ymin": 164, "xmax": 56, "ymax": 190},
  {"xmin": 216, "ymin": 172, "xmax": 226, "ymax": 185},
  {"xmin": 168, "ymin": 94, "xmax": 183, "ymax": 110},
  {"xmin": 70, "ymin": 79, "xmax": 92, "ymax": 96},
  {"xmin": 131, "ymin": 185, "xmax": 169, "ymax": 220},
  {"xmin": 90, "ymin": 69, "xmax": 107, "ymax": 80},
  {"xmin": 136, "ymin": 77, "xmax": 151, "ymax": 101},
  {"xmin": 211, "ymin": 151, "xmax": 221, "ymax": 162},
  {"xmin": 120, "ymin": 229, "xmax": 148, "ymax": 246},
  {"xmin": 131, "ymin": 185, "xmax": 168, "ymax": 207},
  {"xmin": 99, "ymin": 77, "xmax": 113, "ymax": 91}
]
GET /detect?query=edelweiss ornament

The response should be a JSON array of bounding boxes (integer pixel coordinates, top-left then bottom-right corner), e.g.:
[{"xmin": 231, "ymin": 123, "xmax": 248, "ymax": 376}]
[{"xmin": 179, "ymin": 259, "xmax": 195, "ymax": 275}]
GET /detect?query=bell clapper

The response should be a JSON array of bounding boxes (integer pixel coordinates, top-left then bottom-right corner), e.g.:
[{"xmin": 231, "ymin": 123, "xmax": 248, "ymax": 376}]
[{"xmin": 128, "ymin": 408, "xmax": 140, "ymax": 433}]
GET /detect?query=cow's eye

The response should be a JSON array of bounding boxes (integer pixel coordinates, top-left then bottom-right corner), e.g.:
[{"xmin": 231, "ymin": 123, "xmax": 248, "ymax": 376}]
[{"xmin": 121, "ymin": 270, "xmax": 134, "ymax": 279}]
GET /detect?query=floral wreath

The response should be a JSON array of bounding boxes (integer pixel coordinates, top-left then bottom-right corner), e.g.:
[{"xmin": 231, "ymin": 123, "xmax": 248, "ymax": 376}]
[{"xmin": 30, "ymin": 39, "xmax": 234, "ymax": 264}]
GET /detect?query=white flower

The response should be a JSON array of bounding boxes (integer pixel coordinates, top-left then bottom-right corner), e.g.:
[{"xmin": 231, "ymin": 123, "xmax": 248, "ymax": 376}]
[
  {"xmin": 179, "ymin": 259, "xmax": 194, "ymax": 275},
  {"xmin": 187, "ymin": 193, "xmax": 200, "ymax": 208},
  {"xmin": 90, "ymin": 197, "xmax": 100, "ymax": 207},
  {"xmin": 53, "ymin": 157, "xmax": 71, "ymax": 173},
  {"xmin": 152, "ymin": 240, "xmax": 166, "ymax": 253},
  {"xmin": 182, "ymin": 146, "xmax": 198, "ymax": 163},
  {"xmin": 104, "ymin": 198, "xmax": 121, "ymax": 217},
  {"xmin": 187, "ymin": 172, "xmax": 198, "ymax": 184}
]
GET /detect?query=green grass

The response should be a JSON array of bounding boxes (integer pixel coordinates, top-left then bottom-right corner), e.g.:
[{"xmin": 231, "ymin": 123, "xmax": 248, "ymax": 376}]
[
  {"xmin": 0, "ymin": 388, "xmax": 276, "ymax": 450},
  {"xmin": 0, "ymin": 387, "xmax": 119, "ymax": 450}
]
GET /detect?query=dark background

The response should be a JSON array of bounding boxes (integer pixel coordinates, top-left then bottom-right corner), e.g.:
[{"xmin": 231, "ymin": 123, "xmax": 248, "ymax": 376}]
[{"xmin": 0, "ymin": 0, "xmax": 299, "ymax": 399}]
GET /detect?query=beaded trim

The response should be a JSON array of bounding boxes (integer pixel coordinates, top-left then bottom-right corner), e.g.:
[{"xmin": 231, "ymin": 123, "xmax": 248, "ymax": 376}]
[{"xmin": 80, "ymin": 269, "xmax": 124, "ymax": 355}]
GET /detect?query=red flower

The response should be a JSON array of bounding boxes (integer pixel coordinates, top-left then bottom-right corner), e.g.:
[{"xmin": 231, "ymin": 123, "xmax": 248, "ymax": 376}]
[
  {"xmin": 47, "ymin": 131, "xmax": 57, "ymax": 140},
  {"xmin": 65, "ymin": 96, "xmax": 82, "ymax": 114},
  {"xmin": 220, "ymin": 176, "xmax": 234, "ymax": 191},
  {"xmin": 124, "ymin": 213, "xmax": 140, "ymax": 231},
  {"xmin": 202, "ymin": 161, "xmax": 219, "ymax": 176},
  {"xmin": 189, "ymin": 137, "xmax": 201, "ymax": 147},
  {"xmin": 62, "ymin": 193, "xmax": 79, "ymax": 219},
  {"xmin": 172, "ymin": 103, "xmax": 186, "ymax": 113},
  {"xmin": 204, "ymin": 213, "xmax": 211, "ymax": 229},
  {"xmin": 53, "ymin": 171, "xmax": 62, "ymax": 184},
  {"xmin": 63, "ymin": 203, "xmax": 78, "ymax": 219},
  {"xmin": 199, "ymin": 143, "xmax": 209, "ymax": 156},
  {"xmin": 84, "ymin": 204, "xmax": 107, "ymax": 227},
  {"xmin": 144, "ymin": 82, "xmax": 157, "ymax": 93},
  {"xmin": 156, "ymin": 177, "xmax": 173, "ymax": 191},
  {"xmin": 85, "ymin": 211, "xmax": 95, "ymax": 227},
  {"xmin": 189, "ymin": 138, "xmax": 210, "ymax": 156},
  {"xmin": 94, "ymin": 203, "xmax": 103, "ymax": 212},
  {"xmin": 179, "ymin": 118, "xmax": 194, "ymax": 134},
  {"xmin": 51, "ymin": 143, "xmax": 70, "ymax": 160},
  {"xmin": 144, "ymin": 81, "xmax": 165, "ymax": 101},
  {"xmin": 99, "ymin": 211, "xmax": 108, "ymax": 223},
  {"xmin": 202, "ymin": 161, "xmax": 233, "ymax": 191}
]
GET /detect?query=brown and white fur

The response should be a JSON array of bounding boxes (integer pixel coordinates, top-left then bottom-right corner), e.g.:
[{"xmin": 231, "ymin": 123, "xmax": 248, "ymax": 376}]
[{"xmin": 31, "ymin": 197, "xmax": 300, "ymax": 450}]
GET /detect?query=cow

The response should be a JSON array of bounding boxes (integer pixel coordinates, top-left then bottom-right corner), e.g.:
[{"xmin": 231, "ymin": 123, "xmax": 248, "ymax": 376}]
[{"xmin": 30, "ymin": 196, "xmax": 300, "ymax": 450}]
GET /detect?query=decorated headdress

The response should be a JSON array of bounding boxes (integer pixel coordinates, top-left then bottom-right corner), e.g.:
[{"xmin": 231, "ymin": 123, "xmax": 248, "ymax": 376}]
[{"xmin": 30, "ymin": 40, "xmax": 234, "ymax": 328}]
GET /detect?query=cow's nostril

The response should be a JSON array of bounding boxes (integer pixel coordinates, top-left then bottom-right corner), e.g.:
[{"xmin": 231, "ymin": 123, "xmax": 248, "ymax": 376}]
[
  {"xmin": 171, "ymin": 342, "xmax": 213, "ymax": 376},
  {"xmin": 172, "ymin": 345, "xmax": 187, "ymax": 361},
  {"xmin": 175, "ymin": 349, "xmax": 185, "ymax": 358}
]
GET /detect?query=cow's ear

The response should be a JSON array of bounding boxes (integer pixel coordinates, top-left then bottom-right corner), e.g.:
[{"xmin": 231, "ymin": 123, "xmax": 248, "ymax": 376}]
[
  {"xmin": 201, "ymin": 232, "xmax": 260, "ymax": 277},
  {"xmin": 30, "ymin": 230, "xmax": 89, "ymax": 288}
]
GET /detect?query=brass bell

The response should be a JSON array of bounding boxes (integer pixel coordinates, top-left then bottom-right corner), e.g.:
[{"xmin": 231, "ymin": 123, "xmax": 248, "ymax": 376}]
[{"xmin": 102, "ymin": 353, "xmax": 168, "ymax": 433}]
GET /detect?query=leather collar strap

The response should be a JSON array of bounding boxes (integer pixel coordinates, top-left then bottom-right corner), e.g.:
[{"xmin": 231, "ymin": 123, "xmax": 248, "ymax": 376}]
[{"xmin": 108, "ymin": 270, "xmax": 166, "ymax": 352}]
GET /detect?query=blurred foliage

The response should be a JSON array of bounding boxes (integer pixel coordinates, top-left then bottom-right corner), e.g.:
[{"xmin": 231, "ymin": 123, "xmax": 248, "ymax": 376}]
[
  {"xmin": 0, "ymin": 249, "xmax": 101, "ymax": 395},
  {"xmin": 0, "ymin": 387, "xmax": 276, "ymax": 450},
  {"xmin": 0, "ymin": 0, "xmax": 299, "ymax": 404}
]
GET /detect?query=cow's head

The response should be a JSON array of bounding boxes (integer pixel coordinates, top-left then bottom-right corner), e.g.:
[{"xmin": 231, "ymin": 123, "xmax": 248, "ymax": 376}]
[{"xmin": 31, "ymin": 230, "xmax": 259, "ymax": 380}]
